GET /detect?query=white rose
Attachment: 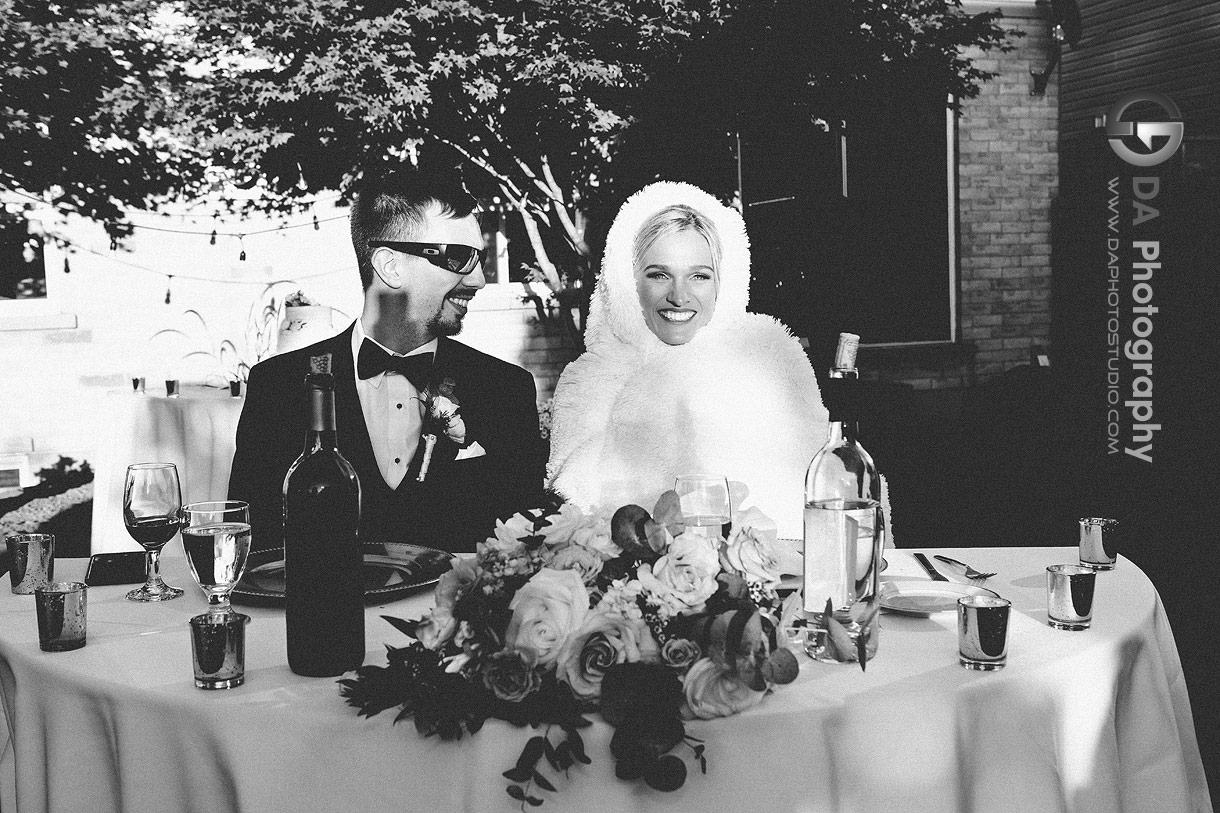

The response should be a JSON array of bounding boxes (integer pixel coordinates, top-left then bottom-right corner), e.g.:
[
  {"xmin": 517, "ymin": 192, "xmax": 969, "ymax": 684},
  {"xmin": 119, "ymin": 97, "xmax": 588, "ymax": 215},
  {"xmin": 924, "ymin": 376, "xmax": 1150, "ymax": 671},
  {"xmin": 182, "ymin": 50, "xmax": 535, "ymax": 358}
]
[
  {"xmin": 546, "ymin": 545, "xmax": 604, "ymax": 585},
  {"xmin": 504, "ymin": 568, "xmax": 590, "ymax": 667},
  {"xmin": 489, "ymin": 512, "xmax": 535, "ymax": 551},
  {"xmin": 722, "ymin": 506, "xmax": 801, "ymax": 588},
  {"xmin": 554, "ymin": 608, "xmax": 660, "ymax": 700},
  {"xmin": 637, "ymin": 532, "xmax": 720, "ymax": 614},
  {"xmin": 444, "ymin": 414, "xmax": 466, "ymax": 444},
  {"xmin": 414, "ymin": 609, "xmax": 457, "ymax": 651},
  {"xmin": 682, "ymin": 658, "xmax": 767, "ymax": 720},
  {"xmin": 537, "ymin": 501, "xmax": 588, "ymax": 547},
  {"xmin": 571, "ymin": 524, "xmax": 622, "ymax": 560},
  {"xmin": 431, "ymin": 395, "xmax": 459, "ymax": 417}
]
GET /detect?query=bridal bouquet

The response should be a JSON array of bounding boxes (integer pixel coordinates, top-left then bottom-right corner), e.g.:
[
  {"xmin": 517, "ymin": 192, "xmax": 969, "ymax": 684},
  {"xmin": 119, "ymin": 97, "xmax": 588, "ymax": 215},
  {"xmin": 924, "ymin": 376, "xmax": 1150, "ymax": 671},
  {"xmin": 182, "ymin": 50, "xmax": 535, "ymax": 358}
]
[{"xmin": 340, "ymin": 489, "xmax": 803, "ymax": 807}]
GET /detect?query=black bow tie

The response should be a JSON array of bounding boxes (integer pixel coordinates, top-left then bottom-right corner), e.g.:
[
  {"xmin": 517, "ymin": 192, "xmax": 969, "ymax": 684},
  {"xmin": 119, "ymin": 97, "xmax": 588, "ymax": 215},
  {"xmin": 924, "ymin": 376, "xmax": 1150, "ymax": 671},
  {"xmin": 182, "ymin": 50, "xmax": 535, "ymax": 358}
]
[{"xmin": 357, "ymin": 340, "xmax": 434, "ymax": 389}]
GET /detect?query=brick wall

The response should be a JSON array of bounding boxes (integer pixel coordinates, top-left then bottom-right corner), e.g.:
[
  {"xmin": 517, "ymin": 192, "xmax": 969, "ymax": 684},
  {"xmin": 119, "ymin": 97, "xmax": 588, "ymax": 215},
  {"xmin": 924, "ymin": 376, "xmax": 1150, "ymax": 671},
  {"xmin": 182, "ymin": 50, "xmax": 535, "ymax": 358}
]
[
  {"xmin": 872, "ymin": 1, "xmax": 1056, "ymax": 389},
  {"xmin": 454, "ymin": 287, "xmax": 581, "ymax": 405}
]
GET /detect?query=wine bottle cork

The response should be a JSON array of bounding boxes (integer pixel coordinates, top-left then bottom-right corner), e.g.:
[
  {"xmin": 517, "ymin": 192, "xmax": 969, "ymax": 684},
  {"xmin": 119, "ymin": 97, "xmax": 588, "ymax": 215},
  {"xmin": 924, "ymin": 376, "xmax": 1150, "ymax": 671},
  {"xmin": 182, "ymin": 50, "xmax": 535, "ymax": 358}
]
[{"xmin": 833, "ymin": 333, "xmax": 860, "ymax": 371}]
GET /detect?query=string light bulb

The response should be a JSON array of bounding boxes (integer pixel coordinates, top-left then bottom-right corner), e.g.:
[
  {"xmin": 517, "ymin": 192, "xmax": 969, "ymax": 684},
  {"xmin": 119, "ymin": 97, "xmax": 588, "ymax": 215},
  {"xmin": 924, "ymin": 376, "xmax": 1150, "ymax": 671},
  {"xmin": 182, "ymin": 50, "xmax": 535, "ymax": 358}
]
[
  {"xmin": 313, "ymin": 214, "xmax": 319, "ymax": 230},
  {"xmin": 165, "ymin": 275, "xmax": 173, "ymax": 305},
  {"xmin": 238, "ymin": 234, "xmax": 247, "ymax": 262},
  {"xmin": 63, "ymin": 256, "xmax": 71, "ymax": 274},
  {"xmin": 210, "ymin": 229, "xmax": 217, "ymax": 245}
]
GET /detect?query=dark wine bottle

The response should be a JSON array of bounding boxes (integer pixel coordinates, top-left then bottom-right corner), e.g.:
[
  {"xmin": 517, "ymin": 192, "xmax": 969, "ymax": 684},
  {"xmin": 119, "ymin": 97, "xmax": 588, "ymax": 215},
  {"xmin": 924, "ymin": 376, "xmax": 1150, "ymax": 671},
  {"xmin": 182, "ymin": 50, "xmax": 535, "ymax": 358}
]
[{"xmin": 283, "ymin": 372, "xmax": 364, "ymax": 677}]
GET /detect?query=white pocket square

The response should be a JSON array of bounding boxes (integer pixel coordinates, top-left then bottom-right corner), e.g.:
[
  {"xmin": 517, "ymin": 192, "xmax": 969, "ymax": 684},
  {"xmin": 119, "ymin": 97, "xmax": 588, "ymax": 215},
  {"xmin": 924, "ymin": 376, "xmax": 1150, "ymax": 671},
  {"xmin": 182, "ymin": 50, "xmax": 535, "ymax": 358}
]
[{"xmin": 455, "ymin": 441, "xmax": 487, "ymax": 461}]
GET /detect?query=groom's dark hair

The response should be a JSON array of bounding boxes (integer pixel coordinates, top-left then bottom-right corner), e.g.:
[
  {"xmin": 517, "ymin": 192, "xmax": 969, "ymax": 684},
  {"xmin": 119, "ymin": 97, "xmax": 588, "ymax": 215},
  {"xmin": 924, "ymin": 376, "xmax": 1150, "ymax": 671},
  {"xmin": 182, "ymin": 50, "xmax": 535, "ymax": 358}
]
[{"xmin": 350, "ymin": 166, "xmax": 478, "ymax": 291}]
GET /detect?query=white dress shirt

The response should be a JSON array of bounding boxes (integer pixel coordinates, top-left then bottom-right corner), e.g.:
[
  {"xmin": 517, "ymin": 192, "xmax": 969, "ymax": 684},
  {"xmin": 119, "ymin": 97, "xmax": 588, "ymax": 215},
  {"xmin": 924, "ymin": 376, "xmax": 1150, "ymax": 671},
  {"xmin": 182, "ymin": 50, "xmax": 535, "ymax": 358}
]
[{"xmin": 350, "ymin": 321, "xmax": 437, "ymax": 489}]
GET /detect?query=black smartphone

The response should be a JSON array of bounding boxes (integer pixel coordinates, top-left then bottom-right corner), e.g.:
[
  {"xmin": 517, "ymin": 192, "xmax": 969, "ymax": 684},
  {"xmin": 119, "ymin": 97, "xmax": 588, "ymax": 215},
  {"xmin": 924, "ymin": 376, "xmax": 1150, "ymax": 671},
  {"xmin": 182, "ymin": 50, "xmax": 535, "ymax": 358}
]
[{"xmin": 84, "ymin": 551, "xmax": 148, "ymax": 586}]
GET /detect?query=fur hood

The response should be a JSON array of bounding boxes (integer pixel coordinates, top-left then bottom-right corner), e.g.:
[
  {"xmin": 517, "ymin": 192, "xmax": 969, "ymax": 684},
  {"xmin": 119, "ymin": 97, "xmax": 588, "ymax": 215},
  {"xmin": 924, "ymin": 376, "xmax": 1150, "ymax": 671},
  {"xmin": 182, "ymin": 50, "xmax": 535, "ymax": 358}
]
[
  {"xmin": 548, "ymin": 181, "xmax": 831, "ymax": 537},
  {"xmin": 585, "ymin": 181, "xmax": 752, "ymax": 353},
  {"xmin": 549, "ymin": 180, "xmax": 893, "ymax": 541}
]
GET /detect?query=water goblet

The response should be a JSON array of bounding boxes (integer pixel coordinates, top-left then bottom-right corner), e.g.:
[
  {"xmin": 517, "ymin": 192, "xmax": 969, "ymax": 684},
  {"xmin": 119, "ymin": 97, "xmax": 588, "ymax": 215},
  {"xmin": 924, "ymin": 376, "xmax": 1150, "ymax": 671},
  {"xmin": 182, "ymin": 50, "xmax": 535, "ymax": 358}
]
[
  {"xmin": 674, "ymin": 475, "xmax": 732, "ymax": 541},
  {"xmin": 123, "ymin": 463, "xmax": 185, "ymax": 601},
  {"xmin": 181, "ymin": 501, "xmax": 252, "ymax": 617}
]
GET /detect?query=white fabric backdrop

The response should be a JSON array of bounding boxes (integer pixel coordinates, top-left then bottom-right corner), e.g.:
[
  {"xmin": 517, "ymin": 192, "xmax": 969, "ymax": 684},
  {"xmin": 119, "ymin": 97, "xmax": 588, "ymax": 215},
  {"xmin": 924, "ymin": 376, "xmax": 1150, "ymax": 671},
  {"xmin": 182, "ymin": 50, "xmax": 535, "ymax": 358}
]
[{"xmin": 89, "ymin": 387, "xmax": 244, "ymax": 553}]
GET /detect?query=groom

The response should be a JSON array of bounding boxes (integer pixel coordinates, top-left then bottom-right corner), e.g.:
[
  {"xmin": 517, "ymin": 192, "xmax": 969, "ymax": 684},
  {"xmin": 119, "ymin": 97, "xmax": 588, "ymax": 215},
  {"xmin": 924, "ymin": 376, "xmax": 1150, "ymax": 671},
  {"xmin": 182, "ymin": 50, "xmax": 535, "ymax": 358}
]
[{"xmin": 229, "ymin": 167, "xmax": 546, "ymax": 553}]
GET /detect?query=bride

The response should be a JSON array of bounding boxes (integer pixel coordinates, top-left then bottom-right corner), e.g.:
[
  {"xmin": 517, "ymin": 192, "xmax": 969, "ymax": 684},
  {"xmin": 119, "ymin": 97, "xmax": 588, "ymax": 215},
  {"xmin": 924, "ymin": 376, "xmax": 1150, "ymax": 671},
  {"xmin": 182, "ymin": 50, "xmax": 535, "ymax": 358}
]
[{"xmin": 546, "ymin": 181, "xmax": 834, "ymax": 539}]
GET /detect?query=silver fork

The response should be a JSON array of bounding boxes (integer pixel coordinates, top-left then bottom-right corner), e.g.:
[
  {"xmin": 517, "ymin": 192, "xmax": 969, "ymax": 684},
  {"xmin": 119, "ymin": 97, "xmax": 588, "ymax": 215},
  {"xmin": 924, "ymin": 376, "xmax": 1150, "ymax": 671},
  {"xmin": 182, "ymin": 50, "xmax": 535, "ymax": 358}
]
[{"xmin": 933, "ymin": 555, "xmax": 996, "ymax": 581}]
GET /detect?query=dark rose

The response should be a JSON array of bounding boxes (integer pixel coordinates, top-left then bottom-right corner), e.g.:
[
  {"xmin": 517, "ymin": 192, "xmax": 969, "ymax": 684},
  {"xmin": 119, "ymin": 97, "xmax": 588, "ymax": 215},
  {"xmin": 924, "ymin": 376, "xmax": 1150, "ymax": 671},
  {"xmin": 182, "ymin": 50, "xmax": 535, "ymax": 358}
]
[
  {"xmin": 481, "ymin": 650, "xmax": 542, "ymax": 703},
  {"xmin": 660, "ymin": 638, "xmax": 701, "ymax": 670},
  {"xmin": 599, "ymin": 662, "xmax": 684, "ymax": 727}
]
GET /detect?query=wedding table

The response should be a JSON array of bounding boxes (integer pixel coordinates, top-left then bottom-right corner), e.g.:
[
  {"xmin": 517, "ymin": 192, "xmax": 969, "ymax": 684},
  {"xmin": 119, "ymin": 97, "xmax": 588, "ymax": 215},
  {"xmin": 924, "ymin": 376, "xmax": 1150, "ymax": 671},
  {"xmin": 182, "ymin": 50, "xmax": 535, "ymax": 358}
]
[
  {"xmin": 89, "ymin": 386, "xmax": 244, "ymax": 554},
  {"xmin": 0, "ymin": 547, "xmax": 1209, "ymax": 813}
]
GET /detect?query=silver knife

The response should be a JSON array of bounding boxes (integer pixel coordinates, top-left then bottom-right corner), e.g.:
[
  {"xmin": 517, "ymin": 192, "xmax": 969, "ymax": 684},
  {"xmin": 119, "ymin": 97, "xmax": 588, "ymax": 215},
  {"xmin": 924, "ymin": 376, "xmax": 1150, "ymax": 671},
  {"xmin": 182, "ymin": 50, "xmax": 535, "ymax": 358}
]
[{"xmin": 913, "ymin": 552, "xmax": 949, "ymax": 581}]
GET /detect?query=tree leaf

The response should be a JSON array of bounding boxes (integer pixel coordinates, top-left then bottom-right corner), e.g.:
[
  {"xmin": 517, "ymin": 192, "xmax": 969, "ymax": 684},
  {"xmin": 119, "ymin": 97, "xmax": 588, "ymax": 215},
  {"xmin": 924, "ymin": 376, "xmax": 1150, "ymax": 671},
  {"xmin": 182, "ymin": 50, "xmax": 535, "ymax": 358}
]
[{"xmin": 507, "ymin": 784, "xmax": 526, "ymax": 801}]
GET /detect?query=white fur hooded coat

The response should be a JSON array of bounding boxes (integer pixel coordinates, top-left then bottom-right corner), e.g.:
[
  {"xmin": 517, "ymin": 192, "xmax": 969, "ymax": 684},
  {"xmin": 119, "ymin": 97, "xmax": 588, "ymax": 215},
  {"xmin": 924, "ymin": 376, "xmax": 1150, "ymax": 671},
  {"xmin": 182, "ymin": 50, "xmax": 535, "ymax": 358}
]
[{"xmin": 546, "ymin": 182, "xmax": 831, "ymax": 538}]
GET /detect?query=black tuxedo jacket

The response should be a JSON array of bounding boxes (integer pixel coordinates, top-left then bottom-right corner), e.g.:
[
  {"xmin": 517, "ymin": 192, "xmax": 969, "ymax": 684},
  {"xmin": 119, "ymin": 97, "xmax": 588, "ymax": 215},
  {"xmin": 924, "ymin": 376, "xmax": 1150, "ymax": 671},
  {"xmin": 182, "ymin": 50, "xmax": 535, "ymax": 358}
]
[{"xmin": 228, "ymin": 324, "xmax": 546, "ymax": 553}]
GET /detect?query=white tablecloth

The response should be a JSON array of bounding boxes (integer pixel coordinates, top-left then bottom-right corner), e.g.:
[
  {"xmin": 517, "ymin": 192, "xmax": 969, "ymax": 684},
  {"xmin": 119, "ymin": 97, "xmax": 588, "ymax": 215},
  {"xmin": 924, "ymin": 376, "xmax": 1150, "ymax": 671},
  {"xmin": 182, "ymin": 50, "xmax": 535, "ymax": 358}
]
[
  {"xmin": 0, "ymin": 548, "xmax": 1210, "ymax": 812},
  {"xmin": 89, "ymin": 386, "xmax": 244, "ymax": 553}
]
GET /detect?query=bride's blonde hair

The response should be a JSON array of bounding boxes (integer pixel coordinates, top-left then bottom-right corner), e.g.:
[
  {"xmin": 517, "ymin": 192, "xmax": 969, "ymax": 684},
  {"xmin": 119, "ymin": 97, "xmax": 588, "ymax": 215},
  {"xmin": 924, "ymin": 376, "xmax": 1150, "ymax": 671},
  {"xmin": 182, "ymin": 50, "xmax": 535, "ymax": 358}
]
[{"xmin": 632, "ymin": 204, "xmax": 723, "ymax": 279}]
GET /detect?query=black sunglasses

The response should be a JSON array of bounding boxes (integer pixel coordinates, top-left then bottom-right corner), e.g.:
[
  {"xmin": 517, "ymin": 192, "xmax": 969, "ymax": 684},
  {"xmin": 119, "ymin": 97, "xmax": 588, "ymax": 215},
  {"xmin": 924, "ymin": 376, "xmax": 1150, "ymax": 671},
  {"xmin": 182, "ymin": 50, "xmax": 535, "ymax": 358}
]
[{"xmin": 369, "ymin": 241, "xmax": 487, "ymax": 275}]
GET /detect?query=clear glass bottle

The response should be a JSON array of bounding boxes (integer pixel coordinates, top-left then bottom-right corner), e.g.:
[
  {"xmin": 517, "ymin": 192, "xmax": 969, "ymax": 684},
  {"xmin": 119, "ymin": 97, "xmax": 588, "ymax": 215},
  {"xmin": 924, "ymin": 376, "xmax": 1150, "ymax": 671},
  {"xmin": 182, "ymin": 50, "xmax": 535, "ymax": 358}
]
[
  {"xmin": 802, "ymin": 333, "xmax": 884, "ymax": 663},
  {"xmin": 283, "ymin": 372, "xmax": 364, "ymax": 677}
]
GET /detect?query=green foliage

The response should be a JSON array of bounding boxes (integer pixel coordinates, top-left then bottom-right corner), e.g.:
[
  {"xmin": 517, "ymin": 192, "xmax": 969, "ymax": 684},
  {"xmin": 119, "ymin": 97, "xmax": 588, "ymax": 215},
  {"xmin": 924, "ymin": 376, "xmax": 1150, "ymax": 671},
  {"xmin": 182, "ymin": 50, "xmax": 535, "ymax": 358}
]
[
  {"xmin": 614, "ymin": 0, "xmax": 1016, "ymax": 199},
  {"xmin": 1, "ymin": 0, "xmax": 1014, "ymax": 292},
  {"xmin": 0, "ymin": 1, "xmax": 209, "ymax": 225}
]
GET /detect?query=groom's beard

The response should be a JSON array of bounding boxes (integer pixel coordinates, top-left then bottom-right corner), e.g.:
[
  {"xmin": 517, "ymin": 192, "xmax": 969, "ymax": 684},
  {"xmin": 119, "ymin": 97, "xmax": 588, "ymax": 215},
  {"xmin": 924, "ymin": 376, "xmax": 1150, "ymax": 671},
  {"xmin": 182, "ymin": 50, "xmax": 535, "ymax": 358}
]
[
  {"xmin": 427, "ymin": 286, "xmax": 479, "ymax": 337},
  {"xmin": 428, "ymin": 310, "xmax": 463, "ymax": 337}
]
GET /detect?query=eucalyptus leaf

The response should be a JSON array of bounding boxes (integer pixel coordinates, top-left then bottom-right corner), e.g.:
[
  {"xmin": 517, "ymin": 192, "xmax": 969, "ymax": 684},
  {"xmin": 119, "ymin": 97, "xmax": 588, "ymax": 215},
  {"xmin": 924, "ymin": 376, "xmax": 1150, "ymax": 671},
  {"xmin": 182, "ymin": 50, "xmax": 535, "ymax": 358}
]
[
  {"xmin": 380, "ymin": 614, "xmax": 422, "ymax": 639},
  {"xmin": 823, "ymin": 613, "xmax": 856, "ymax": 663},
  {"xmin": 517, "ymin": 736, "xmax": 547, "ymax": 771},
  {"xmin": 651, "ymin": 490, "xmax": 685, "ymax": 537},
  {"xmin": 503, "ymin": 767, "xmax": 532, "ymax": 783},
  {"xmin": 644, "ymin": 754, "xmax": 687, "ymax": 792}
]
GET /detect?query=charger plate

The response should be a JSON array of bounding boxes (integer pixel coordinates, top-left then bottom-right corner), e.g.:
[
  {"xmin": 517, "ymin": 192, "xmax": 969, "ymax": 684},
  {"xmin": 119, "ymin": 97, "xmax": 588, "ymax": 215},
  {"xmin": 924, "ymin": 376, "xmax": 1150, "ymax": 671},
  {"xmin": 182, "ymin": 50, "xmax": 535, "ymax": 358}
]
[
  {"xmin": 878, "ymin": 577, "xmax": 999, "ymax": 615},
  {"xmin": 231, "ymin": 542, "xmax": 456, "ymax": 608}
]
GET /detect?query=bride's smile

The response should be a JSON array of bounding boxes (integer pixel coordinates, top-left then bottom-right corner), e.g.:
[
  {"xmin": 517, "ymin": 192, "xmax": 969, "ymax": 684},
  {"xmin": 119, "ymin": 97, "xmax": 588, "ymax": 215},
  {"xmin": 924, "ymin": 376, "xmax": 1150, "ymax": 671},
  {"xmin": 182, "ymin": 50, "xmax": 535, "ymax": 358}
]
[{"xmin": 635, "ymin": 229, "xmax": 719, "ymax": 345}]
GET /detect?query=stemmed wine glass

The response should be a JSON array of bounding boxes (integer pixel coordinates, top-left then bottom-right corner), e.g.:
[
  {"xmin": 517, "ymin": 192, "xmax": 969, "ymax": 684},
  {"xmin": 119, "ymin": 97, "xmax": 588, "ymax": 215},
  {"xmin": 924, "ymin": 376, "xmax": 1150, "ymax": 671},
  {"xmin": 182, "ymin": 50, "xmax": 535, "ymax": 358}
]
[
  {"xmin": 123, "ymin": 462, "xmax": 185, "ymax": 601},
  {"xmin": 674, "ymin": 475, "xmax": 733, "ymax": 541},
  {"xmin": 180, "ymin": 501, "xmax": 252, "ymax": 617}
]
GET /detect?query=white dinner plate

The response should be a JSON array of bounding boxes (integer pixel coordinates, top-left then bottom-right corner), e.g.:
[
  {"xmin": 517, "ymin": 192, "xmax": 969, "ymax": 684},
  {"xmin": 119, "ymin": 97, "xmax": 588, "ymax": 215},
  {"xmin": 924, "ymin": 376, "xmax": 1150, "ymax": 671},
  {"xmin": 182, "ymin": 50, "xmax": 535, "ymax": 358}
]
[{"xmin": 878, "ymin": 577, "xmax": 1000, "ymax": 615}]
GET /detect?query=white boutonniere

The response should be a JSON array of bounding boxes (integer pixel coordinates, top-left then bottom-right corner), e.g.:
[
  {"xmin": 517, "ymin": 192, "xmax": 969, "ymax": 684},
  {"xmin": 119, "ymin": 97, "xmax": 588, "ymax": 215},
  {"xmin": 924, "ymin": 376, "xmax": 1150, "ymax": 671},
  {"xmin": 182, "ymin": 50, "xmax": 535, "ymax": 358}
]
[{"xmin": 416, "ymin": 377, "xmax": 466, "ymax": 482}]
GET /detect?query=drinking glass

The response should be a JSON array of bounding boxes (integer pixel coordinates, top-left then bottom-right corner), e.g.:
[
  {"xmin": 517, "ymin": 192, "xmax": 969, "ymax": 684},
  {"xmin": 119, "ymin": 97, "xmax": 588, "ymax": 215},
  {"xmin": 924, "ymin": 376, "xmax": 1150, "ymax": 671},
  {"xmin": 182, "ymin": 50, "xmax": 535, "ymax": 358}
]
[
  {"xmin": 674, "ymin": 475, "xmax": 732, "ymax": 540},
  {"xmin": 123, "ymin": 462, "xmax": 184, "ymax": 601},
  {"xmin": 181, "ymin": 501, "xmax": 252, "ymax": 617}
]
